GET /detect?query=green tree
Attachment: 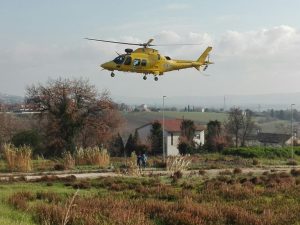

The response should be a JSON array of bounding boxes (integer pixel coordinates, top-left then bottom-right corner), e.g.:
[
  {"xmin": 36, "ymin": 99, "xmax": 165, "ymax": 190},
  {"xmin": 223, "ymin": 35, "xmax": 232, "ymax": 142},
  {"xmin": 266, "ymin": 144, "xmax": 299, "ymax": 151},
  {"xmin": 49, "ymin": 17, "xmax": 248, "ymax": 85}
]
[
  {"xmin": 125, "ymin": 134, "xmax": 135, "ymax": 156},
  {"xmin": 109, "ymin": 133, "xmax": 124, "ymax": 157},
  {"xmin": 205, "ymin": 120, "xmax": 222, "ymax": 151},
  {"xmin": 150, "ymin": 121, "xmax": 163, "ymax": 155},
  {"xmin": 178, "ymin": 119, "xmax": 196, "ymax": 155},
  {"xmin": 133, "ymin": 129, "xmax": 140, "ymax": 146},
  {"xmin": 180, "ymin": 119, "xmax": 196, "ymax": 146}
]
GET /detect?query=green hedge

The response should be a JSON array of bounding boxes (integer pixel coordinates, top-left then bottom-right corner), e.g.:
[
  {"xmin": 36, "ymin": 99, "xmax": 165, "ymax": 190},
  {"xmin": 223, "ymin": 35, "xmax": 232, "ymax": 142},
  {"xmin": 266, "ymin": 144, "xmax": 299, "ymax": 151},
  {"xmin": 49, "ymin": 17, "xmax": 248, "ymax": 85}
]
[{"xmin": 223, "ymin": 147, "xmax": 300, "ymax": 158}]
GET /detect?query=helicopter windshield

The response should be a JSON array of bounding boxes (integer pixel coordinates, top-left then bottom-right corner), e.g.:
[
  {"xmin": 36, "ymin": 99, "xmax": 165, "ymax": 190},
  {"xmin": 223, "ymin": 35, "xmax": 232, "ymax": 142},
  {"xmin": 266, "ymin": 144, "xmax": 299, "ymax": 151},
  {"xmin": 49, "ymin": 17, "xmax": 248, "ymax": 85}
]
[{"xmin": 113, "ymin": 55, "xmax": 125, "ymax": 64}]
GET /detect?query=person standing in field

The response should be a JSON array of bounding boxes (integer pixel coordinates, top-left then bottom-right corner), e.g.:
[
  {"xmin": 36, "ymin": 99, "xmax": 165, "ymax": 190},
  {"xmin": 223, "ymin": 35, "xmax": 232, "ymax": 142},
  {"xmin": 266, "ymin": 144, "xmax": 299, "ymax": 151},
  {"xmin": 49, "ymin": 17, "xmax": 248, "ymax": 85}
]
[
  {"xmin": 142, "ymin": 153, "xmax": 147, "ymax": 168},
  {"xmin": 137, "ymin": 153, "xmax": 142, "ymax": 168}
]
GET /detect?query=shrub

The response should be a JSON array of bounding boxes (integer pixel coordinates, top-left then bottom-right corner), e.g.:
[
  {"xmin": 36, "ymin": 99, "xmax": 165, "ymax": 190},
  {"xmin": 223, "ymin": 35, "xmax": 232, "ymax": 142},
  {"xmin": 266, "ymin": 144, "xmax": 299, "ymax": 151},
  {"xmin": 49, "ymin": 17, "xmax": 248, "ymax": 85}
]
[
  {"xmin": 8, "ymin": 191, "xmax": 34, "ymax": 210},
  {"xmin": 233, "ymin": 168, "xmax": 242, "ymax": 174},
  {"xmin": 11, "ymin": 130, "xmax": 43, "ymax": 155},
  {"xmin": 223, "ymin": 147, "xmax": 295, "ymax": 158},
  {"xmin": 126, "ymin": 152, "xmax": 140, "ymax": 176},
  {"xmin": 172, "ymin": 170, "xmax": 183, "ymax": 180},
  {"xmin": 53, "ymin": 164, "xmax": 66, "ymax": 171},
  {"xmin": 253, "ymin": 159, "xmax": 259, "ymax": 165},
  {"xmin": 198, "ymin": 169, "xmax": 206, "ymax": 175},
  {"xmin": 34, "ymin": 204, "xmax": 65, "ymax": 225},
  {"xmin": 291, "ymin": 168, "xmax": 300, "ymax": 177},
  {"xmin": 219, "ymin": 169, "xmax": 232, "ymax": 175},
  {"xmin": 287, "ymin": 159, "xmax": 298, "ymax": 166},
  {"xmin": 72, "ymin": 180, "xmax": 91, "ymax": 189},
  {"xmin": 36, "ymin": 191, "xmax": 61, "ymax": 203},
  {"xmin": 3, "ymin": 143, "xmax": 32, "ymax": 172}
]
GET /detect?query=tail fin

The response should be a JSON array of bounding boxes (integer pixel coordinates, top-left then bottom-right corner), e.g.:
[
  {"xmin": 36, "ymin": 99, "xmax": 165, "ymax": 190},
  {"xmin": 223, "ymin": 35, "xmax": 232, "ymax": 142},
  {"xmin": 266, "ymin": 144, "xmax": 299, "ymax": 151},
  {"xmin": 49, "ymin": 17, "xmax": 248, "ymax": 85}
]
[{"xmin": 197, "ymin": 47, "xmax": 212, "ymax": 64}]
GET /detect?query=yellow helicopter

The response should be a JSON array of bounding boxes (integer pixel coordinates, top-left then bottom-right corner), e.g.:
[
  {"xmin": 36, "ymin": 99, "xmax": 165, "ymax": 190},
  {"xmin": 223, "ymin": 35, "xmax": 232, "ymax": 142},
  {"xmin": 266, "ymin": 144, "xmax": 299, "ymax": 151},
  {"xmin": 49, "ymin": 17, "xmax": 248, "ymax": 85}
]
[{"xmin": 86, "ymin": 38, "xmax": 213, "ymax": 81}]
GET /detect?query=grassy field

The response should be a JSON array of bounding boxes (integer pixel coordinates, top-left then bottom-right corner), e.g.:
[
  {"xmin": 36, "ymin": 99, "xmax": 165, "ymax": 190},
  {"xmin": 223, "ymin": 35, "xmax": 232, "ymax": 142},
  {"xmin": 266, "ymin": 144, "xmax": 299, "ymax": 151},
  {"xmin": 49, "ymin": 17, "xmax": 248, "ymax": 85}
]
[
  {"xmin": 2, "ymin": 168, "xmax": 300, "ymax": 225},
  {"xmin": 1, "ymin": 151, "xmax": 300, "ymax": 224}
]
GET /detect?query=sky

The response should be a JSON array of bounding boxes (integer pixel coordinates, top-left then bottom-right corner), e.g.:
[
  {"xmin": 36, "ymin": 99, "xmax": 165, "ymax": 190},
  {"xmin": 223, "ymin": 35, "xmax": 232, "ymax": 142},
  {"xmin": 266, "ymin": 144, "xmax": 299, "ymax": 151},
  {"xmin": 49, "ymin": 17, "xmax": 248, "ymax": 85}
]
[{"xmin": 1, "ymin": 0, "xmax": 300, "ymax": 104}]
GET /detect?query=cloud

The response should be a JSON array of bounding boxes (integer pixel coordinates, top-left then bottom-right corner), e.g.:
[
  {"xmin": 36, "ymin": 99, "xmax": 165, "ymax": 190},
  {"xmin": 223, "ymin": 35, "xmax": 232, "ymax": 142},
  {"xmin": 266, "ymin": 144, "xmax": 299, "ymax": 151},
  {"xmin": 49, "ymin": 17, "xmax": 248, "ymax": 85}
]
[
  {"xmin": 217, "ymin": 25, "xmax": 300, "ymax": 58},
  {"xmin": 1, "ymin": 25, "xmax": 300, "ymax": 97}
]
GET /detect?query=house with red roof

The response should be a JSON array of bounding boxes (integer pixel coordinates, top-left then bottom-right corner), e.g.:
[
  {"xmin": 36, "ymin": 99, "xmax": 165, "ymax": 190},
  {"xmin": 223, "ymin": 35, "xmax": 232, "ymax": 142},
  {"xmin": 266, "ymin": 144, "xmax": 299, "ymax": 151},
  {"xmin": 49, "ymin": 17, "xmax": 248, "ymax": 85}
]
[{"xmin": 136, "ymin": 119, "xmax": 205, "ymax": 155}]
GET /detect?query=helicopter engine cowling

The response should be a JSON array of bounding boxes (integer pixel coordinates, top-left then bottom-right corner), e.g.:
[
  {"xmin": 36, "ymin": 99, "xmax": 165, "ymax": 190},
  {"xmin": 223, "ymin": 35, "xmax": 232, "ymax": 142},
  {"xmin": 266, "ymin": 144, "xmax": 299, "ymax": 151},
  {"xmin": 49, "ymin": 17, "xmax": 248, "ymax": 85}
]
[{"xmin": 125, "ymin": 48, "xmax": 133, "ymax": 54}]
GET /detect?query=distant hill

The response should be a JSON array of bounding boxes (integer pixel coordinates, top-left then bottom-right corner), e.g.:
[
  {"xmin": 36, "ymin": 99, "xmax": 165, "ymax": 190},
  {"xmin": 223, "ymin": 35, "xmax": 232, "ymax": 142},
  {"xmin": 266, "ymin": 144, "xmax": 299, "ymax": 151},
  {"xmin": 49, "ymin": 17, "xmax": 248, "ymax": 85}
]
[{"xmin": 0, "ymin": 93, "xmax": 23, "ymax": 104}]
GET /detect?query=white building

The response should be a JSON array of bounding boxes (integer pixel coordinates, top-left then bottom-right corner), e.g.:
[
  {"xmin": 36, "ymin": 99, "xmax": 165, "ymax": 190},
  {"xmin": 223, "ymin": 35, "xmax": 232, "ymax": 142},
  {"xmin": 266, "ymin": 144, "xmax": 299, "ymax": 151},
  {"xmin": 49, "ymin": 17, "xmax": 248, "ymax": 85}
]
[{"xmin": 136, "ymin": 119, "xmax": 205, "ymax": 156}]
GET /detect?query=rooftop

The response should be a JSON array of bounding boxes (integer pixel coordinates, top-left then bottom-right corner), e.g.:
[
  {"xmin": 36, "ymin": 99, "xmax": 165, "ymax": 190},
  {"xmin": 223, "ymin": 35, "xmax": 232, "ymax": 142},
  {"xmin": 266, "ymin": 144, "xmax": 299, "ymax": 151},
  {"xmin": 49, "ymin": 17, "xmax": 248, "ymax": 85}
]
[{"xmin": 137, "ymin": 119, "xmax": 206, "ymax": 133}]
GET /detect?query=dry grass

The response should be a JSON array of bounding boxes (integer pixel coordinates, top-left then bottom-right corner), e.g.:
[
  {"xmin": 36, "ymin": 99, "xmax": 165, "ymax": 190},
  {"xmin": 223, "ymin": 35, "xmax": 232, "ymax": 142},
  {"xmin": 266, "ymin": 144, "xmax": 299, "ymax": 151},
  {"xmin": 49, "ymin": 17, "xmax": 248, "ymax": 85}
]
[
  {"xmin": 166, "ymin": 155, "xmax": 191, "ymax": 173},
  {"xmin": 62, "ymin": 189, "xmax": 79, "ymax": 225},
  {"xmin": 3, "ymin": 143, "xmax": 32, "ymax": 172},
  {"xmin": 126, "ymin": 152, "xmax": 141, "ymax": 176},
  {"xmin": 62, "ymin": 152, "xmax": 75, "ymax": 170},
  {"xmin": 75, "ymin": 146, "xmax": 110, "ymax": 168}
]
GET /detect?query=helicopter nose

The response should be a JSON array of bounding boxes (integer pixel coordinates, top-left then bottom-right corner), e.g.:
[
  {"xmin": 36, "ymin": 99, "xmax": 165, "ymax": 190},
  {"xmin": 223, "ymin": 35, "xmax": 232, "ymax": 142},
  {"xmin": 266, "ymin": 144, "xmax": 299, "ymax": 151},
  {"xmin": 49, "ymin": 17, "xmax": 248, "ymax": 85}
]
[{"xmin": 101, "ymin": 61, "xmax": 115, "ymax": 71}]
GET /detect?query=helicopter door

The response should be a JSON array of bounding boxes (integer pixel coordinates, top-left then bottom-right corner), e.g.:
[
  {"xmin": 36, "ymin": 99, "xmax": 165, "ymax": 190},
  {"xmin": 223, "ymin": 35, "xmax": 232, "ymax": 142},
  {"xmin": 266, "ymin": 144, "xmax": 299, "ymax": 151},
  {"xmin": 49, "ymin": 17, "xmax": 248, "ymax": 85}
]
[
  {"xmin": 124, "ymin": 56, "xmax": 132, "ymax": 65},
  {"xmin": 133, "ymin": 59, "xmax": 141, "ymax": 68},
  {"xmin": 141, "ymin": 59, "xmax": 147, "ymax": 67}
]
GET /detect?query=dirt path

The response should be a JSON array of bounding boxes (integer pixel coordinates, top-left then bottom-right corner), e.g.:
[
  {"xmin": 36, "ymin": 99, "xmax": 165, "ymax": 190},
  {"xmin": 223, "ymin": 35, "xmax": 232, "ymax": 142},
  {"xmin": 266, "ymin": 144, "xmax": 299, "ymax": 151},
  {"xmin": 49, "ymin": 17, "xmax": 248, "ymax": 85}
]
[{"xmin": 1, "ymin": 165, "xmax": 299, "ymax": 181}]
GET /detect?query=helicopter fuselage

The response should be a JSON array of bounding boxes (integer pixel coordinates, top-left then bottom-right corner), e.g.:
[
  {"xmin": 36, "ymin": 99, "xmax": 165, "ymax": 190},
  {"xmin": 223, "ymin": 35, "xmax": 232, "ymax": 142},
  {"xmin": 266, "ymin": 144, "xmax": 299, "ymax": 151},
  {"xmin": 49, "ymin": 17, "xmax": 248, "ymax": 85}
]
[{"xmin": 101, "ymin": 47, "xmax": 212, "ymax": 76}]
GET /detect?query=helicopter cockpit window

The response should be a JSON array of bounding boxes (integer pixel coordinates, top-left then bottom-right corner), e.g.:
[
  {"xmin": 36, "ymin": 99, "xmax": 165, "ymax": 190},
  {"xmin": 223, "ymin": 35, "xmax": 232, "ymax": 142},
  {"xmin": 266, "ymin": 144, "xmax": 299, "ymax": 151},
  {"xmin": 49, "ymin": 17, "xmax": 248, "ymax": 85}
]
[
  {"xmin": 141, "ymin": 59, "xmax": 147, "ymax": 66},
  {"xmin": 133, "ymin": 59, "xmax": 141, "ymax": 66},
  {"xmin": 113, "ymin": 56, "xmax": 125, "ymax": 64},
  {"xmin": 124, "ymin": 56, "xmax": 132, "ymax": 65},
  {"xmin": 165, "ymin": 56, "xmax": 171, "ymax": 60}
]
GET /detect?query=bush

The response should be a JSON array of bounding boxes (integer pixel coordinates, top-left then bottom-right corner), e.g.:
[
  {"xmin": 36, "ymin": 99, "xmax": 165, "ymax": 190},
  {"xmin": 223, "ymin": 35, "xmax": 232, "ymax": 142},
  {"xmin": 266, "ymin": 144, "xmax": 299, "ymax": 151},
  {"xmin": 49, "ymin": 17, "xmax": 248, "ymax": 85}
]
[
  {"xmin": 11, "ymin": 130, "xmax": 44, "ymax": 155},
  {"xmin": 291, "ymin": 168, "xmax": 300, "ymax": 177},
  {"xmin": 53, "ymin": 164, "xmax": 65, "ymax": 171},
  {"xmin": 178, "ymin": 142, "xmax": 197, "ymax": 155},
  {"xmin": 223, "ymin": 147, "xmax": 297, "ymax": 158},
  {"xmin": 233, "ymin": 168, "xmax": 242, "ymax": 174},
  {"xmin": 287, "ymin": 159, "xmax": 298, "ymax": 166},
  {"xmin": 198, "ymin": 169, "xmax": 206, "ymax": 175},
  {"xmin": 252, "ymin": 159, "xmax": 259, "ymax": 165}
]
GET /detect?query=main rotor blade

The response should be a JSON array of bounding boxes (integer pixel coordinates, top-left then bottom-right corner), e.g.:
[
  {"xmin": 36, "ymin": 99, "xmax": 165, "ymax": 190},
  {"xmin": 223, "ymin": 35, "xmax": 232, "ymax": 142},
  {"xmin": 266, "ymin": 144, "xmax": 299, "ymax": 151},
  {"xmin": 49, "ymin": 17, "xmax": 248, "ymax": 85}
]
[
  {"xmin": 85, "ymin": 38, "xmax": 142, "ymax": 46},
  {"xmin": 85, "ymin": 37, "xmax": 203, "ymax": 47},
  {"xmin": 145, "ymin": 38, "xmax": 154, "ymax": 46},
  {"xmin": 152, "ymin": 43, "xmax": 203, "ymax": 46}
]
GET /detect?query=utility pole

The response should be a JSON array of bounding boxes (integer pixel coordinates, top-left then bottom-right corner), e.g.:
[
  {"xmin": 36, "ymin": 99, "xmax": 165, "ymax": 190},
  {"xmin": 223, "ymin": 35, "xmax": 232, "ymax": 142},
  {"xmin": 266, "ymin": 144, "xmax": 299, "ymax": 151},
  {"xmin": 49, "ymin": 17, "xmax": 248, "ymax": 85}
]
[
  {"xmin": 163, "ymin": 96, "xmax": 166, "ymax": 162},
  {"xmin": 291, "ymin": 104, "xmax": 295, "ymax": 159}
]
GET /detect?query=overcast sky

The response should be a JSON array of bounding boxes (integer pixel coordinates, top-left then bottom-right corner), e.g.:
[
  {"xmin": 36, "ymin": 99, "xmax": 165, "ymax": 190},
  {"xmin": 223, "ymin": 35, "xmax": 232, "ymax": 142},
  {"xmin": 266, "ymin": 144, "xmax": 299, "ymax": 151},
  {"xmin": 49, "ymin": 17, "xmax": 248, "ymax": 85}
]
[{"xmin": 1, "ymin": 0, "xmax": 300, "ymax": 101}]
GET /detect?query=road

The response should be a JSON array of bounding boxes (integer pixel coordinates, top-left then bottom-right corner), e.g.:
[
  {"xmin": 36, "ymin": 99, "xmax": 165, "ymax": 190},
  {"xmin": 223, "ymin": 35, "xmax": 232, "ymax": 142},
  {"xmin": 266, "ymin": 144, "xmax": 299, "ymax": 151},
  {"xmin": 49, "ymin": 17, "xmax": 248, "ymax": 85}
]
[{"xmin": 1, "ymin": 165, "xmax": 299, "ymax": 181}]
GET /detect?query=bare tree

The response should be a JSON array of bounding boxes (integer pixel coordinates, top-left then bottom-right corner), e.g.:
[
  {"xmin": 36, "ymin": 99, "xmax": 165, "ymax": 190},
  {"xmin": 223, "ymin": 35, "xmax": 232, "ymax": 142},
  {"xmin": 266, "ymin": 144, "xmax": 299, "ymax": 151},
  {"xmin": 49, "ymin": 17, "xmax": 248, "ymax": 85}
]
[
  {"xmin": 240, "ymin": 109, "xmax": 256, "ymax": 147},
  {"xmin": 225, "ymin": 108, "xmax": 255, "ymax": 148},
  {"xmin": 26, "ymin": 77, "xmax": 123, "ymax": 156}
]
